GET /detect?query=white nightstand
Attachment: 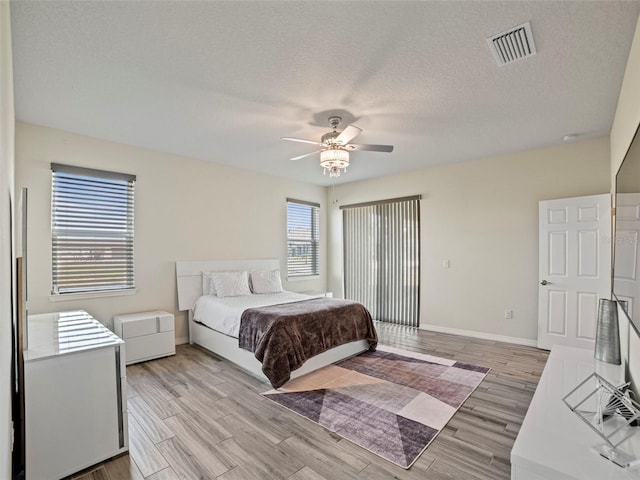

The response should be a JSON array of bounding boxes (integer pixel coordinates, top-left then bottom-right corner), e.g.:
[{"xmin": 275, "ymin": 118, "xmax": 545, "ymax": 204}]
[
  {"xmin": 303, "ymin": 291, "xmax": 333, "ymax": 298},
  {"xmin": 113, "ymin": 310, "xmax": 175, "ymax": 365}
]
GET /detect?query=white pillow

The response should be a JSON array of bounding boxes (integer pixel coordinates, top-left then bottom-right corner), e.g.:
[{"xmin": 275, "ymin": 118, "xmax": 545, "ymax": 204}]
[
  {"xmin": 211, "ymin": 270, "xmax": 251, "ymax": 297},
  {"xmin": 250, "ymin": 269, "xmax": 283, "ymax": 294},
  {"xmin": 201, "ymin": 271, "xmax": 217, "ymax": 296}
]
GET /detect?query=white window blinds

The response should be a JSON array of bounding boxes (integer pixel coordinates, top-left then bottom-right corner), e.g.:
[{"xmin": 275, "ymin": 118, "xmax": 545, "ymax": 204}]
[
  {"xmin": 342, "ymin": 195, "xmax": 421, "ymax": 327},
  {"xmin": 287, "ymin": 198, "xmax": 320, "ymax": 278},
  {"xmin": 51, "ymin": 163, "xmax": 136, "ymax": 295}
]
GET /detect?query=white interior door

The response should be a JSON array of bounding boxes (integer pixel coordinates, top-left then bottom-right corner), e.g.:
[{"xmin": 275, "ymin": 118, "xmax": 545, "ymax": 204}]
[
  {"xmin": 538, "ymin": 194, "xmax": 611, "ymax": 350},
  {"xmin": 613, "ymin": 193, "xmax": 640, "ymax": 329}
]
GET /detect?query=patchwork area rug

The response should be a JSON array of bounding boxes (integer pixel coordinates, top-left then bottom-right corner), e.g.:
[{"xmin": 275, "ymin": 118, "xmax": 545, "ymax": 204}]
[{"xmin": 263, "ymin": 345, "xmax": 490, "ymax": 469}]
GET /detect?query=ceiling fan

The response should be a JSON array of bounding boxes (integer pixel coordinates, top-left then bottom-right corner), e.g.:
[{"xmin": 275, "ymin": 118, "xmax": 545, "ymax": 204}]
[{"xmin": 281, "ymin": 116, "xmax": 394, "ymax": 177}]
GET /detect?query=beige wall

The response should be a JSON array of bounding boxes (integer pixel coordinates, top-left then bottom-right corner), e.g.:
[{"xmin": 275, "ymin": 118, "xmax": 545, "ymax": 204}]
[
  {"xmin": 610, "ymin": 15, "xmax": 640, "ymax": 394},
  {"xmin": 328, "ymin": 138, "xmax": 610, "ymax": 342},
  {"xmin": 16, "ymin": 122, "xmax": 327, "ymax": 339},
  {"xmin": 0, "ymin": 3, "xmax": 15, "ymax": 477}
]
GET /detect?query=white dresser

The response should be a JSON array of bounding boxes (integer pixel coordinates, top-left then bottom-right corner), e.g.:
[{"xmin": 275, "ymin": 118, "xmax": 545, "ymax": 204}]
[
  {"xmin": 511, "ymin": 345, "xmax": 640, "ymax": 479},
  {"xmin": 24, "ymin": 310, "xmax": 128, "ymax": 480},
  {"xmin": 113, "ymin": 310, "xmax": 175, "ymax": 365}
]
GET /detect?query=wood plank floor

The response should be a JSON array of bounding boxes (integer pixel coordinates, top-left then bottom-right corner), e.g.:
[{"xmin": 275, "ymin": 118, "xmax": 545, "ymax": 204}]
[{"xmin": 70, "ymin": 323, "xmax": 548, "ymax": 480}]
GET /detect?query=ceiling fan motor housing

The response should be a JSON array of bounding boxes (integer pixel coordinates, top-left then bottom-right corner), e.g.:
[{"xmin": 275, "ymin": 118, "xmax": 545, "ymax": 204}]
[
  {"xmin": 321, "ymin": 131, "xmax": 340, "ymax": 144},
  {"xmin": 328, "ymin": 116, "xmax": 342, "ymax": 129}
]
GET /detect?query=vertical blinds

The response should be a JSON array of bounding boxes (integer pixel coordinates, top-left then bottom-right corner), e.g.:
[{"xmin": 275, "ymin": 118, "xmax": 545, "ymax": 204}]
[
  {"xmin": 51, "ymin": 163, "xmax": 136, "ymax": 294},
  {"xmin": 342, "ymin": 196, "xmax": 420, "ymax": 327},
  {"xmin": 287, "ymin": 198, "xmax": 320, "ymax": 277}
]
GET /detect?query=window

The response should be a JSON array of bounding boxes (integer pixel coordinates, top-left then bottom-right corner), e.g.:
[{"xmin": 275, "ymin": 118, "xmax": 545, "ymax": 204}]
[
  {"xmin": 287, "ymin": 198, "xmax": 319, "ymax": 278},
  {"xmin": 51, "ymin": 163, "xmax": 136, "ymax": 295},
  {"xmin": 342, "ymin": 195, "xmax": 421, "ymax": 327}
]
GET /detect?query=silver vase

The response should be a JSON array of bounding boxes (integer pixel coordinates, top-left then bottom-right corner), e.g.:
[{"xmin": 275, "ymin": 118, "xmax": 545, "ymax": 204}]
[{"xmin": 594, "ymin": 299, "xmax": 621, "ymax": 365}]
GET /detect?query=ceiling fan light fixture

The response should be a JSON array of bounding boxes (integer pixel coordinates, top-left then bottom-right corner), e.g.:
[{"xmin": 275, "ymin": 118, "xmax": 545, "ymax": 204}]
[
  {"xmin": 283, "ymin": 114, "xmax": 393, "ymax": 178},
  {"xmin": 320, "ymin": 147, "xmax": 349, "ymax": 177}
]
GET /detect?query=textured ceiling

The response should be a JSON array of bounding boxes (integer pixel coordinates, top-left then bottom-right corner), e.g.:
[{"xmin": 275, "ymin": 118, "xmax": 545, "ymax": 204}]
[{"xmin": 10, "ymin": 1, "xmax": 640, "ymax": 186}]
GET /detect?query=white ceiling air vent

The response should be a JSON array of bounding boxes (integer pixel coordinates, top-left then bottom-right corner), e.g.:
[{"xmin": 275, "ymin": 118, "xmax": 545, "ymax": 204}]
[{"xmin": 487, "ymin": 21, "xmax": 536, "ymax": 66}]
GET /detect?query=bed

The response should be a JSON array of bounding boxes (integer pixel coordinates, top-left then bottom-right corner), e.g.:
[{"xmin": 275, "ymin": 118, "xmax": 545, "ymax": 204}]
[{"xmin": 175, "ymin": 259, "xmax": 377, "ymax": 387}]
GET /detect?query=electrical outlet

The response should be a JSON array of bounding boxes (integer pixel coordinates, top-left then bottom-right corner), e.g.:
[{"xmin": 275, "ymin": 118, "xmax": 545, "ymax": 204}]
[
  {"xmin": 443, "ymin": 259, "xmax": 451, "ymax": 269},
  {"xmin": 505, "ymin": 309, "xmax": 513, "ymax": 320}
]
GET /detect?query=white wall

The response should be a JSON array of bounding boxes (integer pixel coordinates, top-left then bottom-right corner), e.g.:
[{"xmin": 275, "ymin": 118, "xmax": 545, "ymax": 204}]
[
  {"xmin": 610, "ymin": 14, "xmax": 640, "ymax": 393},
  {"xmin": 15, "ymin": 122, "xmax": 327, "ymax": 340},
  {"xmin": 328, "ymin": 138, "xmax": 610, "ymax": 343},
  {"xmin": 0, "ymin": 2, "xmax": 15, "ymax": 477}
]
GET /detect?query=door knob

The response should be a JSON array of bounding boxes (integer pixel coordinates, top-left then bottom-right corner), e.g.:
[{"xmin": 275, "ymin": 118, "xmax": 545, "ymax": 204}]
[{"xmin": 540, "ymin": 280, "xmax": 549, "ymax": 286}]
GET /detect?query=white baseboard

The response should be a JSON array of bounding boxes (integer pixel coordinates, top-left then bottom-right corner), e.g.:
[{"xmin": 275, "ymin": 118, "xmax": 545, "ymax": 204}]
[
  {"xmin": 421, "ymin": 323, "xmax": 538, "ymax": 347},
  {"xmin": 175, "ymin": 336, "xmax": 189, "ymax": 345}
]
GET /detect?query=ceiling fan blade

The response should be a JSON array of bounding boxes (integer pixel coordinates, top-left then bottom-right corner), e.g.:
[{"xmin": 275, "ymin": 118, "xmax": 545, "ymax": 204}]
[
  {"xmin": 281, "ymin": 137, "xmax": 324, "ymax": 147},
  {"xmin": 290, "ymin": 150, "xmax": 322, "ymax": 161},
  {"xmin": 334, "ymin": 125, "xmax": 363, "ymax": 145},
  {"xmin": 345, "ymin": 143, "xmax": 394, "ymax": 153}
]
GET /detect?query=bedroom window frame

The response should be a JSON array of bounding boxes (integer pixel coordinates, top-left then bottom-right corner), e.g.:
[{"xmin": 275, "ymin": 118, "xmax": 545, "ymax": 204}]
[
  {"xmin": 50, "ymin": 163, "xmax": 136, "ymax": 299},
  {"xmin": 286, "ymin": 198, "xmax": 320, "ymax": 279}
]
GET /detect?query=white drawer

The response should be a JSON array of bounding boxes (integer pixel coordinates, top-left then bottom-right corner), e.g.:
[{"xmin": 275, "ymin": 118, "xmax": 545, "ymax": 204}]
[
  {"xmin": 114, "ymin": 311, "xmax": 174, "ymax": 339},
  {"xmin": 124, "ymin": 331, "xmax": 175, "ymax": 365},
  {"xmin": 122, "ymin": 317, "xmax": 156, "ymax": 338}
]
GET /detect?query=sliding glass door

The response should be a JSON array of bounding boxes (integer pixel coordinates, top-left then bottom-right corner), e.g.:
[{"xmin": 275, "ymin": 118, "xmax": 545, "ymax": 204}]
[{"xmin": 342, "ymin": 196, "xmax": 420, "ymax": 327}]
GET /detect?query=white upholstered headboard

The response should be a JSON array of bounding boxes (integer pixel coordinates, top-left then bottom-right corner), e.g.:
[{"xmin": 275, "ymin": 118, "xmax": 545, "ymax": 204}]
[{"xmin": 175, "ymin": 258, "xmax": 280, "ymax": 311}]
